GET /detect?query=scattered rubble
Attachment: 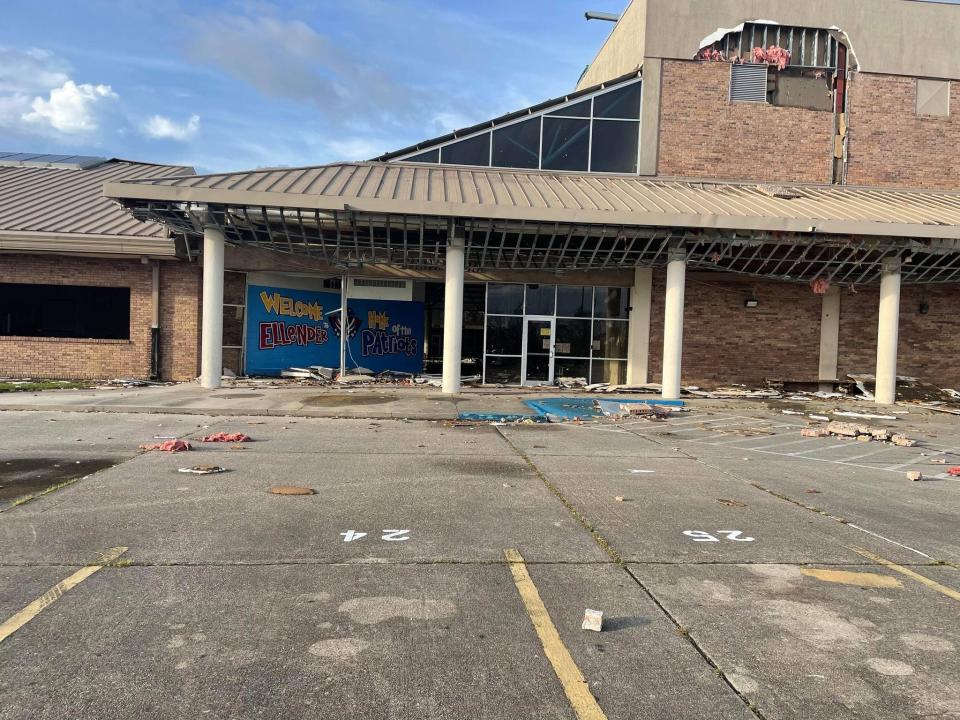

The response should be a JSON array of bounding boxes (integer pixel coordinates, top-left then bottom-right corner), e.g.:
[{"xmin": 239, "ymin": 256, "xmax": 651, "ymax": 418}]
[
  {"xmin": 177, "ymin": 465, "xmax": 225, "ymax": 475},
  {"xmin": 139, "ymin": 439, "xmax": 191, "ymax": 452},
  {"xmin": 802, "ymin": 422, "xmax": 917, "ymax": 446},
  {"xmin": 582, "ymin": 609, "xmax": 604, "ymax": 632},
  {"xmin": 907, "ymin": 471, "xmax": 924, "ymax": 482}
]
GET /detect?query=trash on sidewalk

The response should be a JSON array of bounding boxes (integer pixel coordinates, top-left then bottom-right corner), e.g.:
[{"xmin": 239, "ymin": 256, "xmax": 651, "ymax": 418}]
[
  {"xmin": 269, "ymin": 485, "xmax": 316, "ymax": 495},
  {"xmin": 717, "ymin": 498, "xmax": 747, "ymax": 508},
  {"xmin": 139, "ymin": 439, "xmax": 191, "ymax": 452},
  {"xmin": 200, "ymin": 432, "xmax": 252, "ymax": 443},
  {"xmin": 582, "ymin": 609, "xmax": 604, "ymax": 632},
  {"xmin": 177, "ymin": 465, "xmax": 225, "ymax": 475}
]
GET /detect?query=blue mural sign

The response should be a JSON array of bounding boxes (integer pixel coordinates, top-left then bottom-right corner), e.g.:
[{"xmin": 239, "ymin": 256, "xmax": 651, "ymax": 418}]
[{"xmin": 245, "ymin": 284, "xmax": 424, "ymax": 376}]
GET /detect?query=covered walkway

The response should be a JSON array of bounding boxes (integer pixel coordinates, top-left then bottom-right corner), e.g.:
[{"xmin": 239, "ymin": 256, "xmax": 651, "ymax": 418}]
[{"xmin": 105, "ymin": 162, "xmax": 960, "ymax": 404}]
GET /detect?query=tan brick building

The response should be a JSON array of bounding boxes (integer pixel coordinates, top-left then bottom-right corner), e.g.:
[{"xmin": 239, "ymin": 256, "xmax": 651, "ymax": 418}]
[
  {"xmin": 7, "ymin": 1, "xmax": 960, "ymax": 403},
  {"xmin": 0, "ymin": 155, "xmax": 201, "ymax": 381}
]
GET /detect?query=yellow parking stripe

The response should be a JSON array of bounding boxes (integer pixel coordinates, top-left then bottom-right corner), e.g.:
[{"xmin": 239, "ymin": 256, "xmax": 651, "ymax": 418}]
[
  {"xmin": 853, "ymin": 548, "xmax": 960, "ymax": 602},
  {"xmin": 0, "ymin": 547, "xmax": 128, "ymax": 644},
  {"xmin": 505, "ymin": 549, "xmax": 607, "ymax": 720}
]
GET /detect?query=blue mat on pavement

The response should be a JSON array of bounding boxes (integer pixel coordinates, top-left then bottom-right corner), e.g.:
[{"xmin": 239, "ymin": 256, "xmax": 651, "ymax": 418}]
[{"xmin": 523, "ymin": 396, "xmax": 684, "ymax": 420}]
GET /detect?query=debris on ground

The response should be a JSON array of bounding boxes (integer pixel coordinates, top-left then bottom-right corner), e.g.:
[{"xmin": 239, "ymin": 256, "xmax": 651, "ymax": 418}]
[
  {"xmin": 907, "ymin": 471, "xmax": 924, "ymax": 482},
  {"xmin": 139, "ymin": 439, "xmax": 191, "ymax": 452},
  {"xmin": 269, "ymin": 486, "xmax": 316, "ymax": 495},
  {"xmin": 177, "ymin": 465, "xmax": 225, "ymax": 475},
  {"xmin": 948, "ymin": 467, "xmax": 960, "ymax": 477},
  {"xmin": 717, "ymin": 498, "xmax": 747, "ymax": 508},
  {"xmin": 556, "ymin": 376, "xmax": 588, "ymax": 388},
  {"xmin": 200, "ymin": 432, "xmax": 252, "ymax": 443},
  {"xmin": 801, "ymin": 422, "xmax": 917, "ymax": 446},
  {"xmin": 614, "ymin": 496, "xmax": 627, "ymax": 502},
  {"xmin": 582, "ymin": 609, "xmax": 604, "ymax": 632}
]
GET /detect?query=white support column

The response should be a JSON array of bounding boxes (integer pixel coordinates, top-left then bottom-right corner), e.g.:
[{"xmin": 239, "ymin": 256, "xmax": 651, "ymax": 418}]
[
  {"xmin": 875, "ymin": 259, "xmax": 901, "ymax": 405},
  {"xmin": 200, "ymin": 224, "xmax": 225, "ymax": 389},
  {"xmin": 441, "ymin": 236, "xmax": 465, "ymax": 394},
  {"xmin": 661, "ymin": 247, "xmax": 686, "ymax": 400},
  {"xmin": 626, "ymin": 267, "xmax": 653, "ymax": 385},
  {"xmin": 818, "ymin": 285, "xmax": 841, "ymax": 390}
]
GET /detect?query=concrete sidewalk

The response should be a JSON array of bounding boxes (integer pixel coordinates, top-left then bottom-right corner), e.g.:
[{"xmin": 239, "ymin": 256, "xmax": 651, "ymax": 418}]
[{"xmin": 0, "ymin": 382, "xmax": 553, "ymax": 420}]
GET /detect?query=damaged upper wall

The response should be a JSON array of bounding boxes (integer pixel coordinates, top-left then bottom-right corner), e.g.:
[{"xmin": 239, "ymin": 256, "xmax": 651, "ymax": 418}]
[{"xmin": 578, "ymin": 0, "xmax": 960, "ymax": 88}]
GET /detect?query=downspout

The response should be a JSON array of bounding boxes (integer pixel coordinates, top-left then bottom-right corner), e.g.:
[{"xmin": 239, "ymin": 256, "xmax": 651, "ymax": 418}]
[{"xmin": 150, "ymin": 262, "xmax": 161, "ymax": 380}]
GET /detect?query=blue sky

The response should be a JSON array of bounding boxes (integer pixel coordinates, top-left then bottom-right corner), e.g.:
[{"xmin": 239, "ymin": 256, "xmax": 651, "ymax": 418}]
[{"xmin": 0, "ymin": 1, "xmax": 618, "ymax": 173}]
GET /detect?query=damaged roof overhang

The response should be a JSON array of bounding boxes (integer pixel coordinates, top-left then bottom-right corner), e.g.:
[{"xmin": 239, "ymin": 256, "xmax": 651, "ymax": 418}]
[{"xmin": 103, "ymin": 165, "xmax": 960, "ymax": 285}]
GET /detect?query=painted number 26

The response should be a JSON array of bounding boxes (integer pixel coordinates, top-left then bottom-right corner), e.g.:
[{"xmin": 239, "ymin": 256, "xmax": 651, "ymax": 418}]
[{"xmin": 683, "ymin": 530, "xmax": 755, "ymax": 542}]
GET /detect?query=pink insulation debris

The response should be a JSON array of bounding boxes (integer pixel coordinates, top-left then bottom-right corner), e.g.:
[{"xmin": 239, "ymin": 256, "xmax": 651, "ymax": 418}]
[
  {"xmin": 752, "ymin": 45, "xmax": 792, "ymax": 70},
  {"xmin": 200, "ymin": 432, "xmax": 252, "ymax": 443},
  {"xmin": 810, "ymin": 278, "xmax": 831, "ymax": 295},
  {"xmin": 139, "ymin": 439, "xmax": 192, "ymax": 452},
  {"xmin": 696, "ymin": 47, "xmax": 725, "ymax": 62}
]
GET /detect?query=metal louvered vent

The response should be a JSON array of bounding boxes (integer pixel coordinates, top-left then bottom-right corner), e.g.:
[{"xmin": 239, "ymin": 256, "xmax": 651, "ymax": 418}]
[
  {"xmin": 352, "ymin": 278, "xmax": 407, "ymax": 289},
  {"xmin": 730, "ymin": 64, "xmax": 769, "ymax": 103}
]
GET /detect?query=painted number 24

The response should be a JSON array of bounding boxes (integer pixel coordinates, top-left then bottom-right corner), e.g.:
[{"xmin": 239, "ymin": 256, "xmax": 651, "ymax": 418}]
[{"xmin": 683, "ymin": 530, "xmax": 755, "ymax": 543}]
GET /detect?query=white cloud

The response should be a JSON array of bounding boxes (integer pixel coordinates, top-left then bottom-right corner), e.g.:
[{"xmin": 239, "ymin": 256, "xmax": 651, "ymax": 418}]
[
  {"xmin": 324, "ymin": 137, "xmax": 383, "ymax": 160},
  {"xmin": 142, "ymin": 113, "xmax": 200, "ymax": 141},
  {"xmin": 22, "ymin": 80, "xmax": 117, "ymax": 133}
]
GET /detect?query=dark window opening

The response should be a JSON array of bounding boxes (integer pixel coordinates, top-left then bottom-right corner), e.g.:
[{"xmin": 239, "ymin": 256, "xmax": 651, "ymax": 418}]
[
  {"xmin": 440, "ymin": 134, "xmax": 490, "ymax": 167},
  {"xmin": 541, "ymin": 117, "xmax": 589, "ymax": 171},
  {"xmin": 0, "ymin": 282, "xmax": 130, "ymax": 339},
  {"xmin": 593, "ymin": 83, "xmax": 642, "ymax": 119},
  {"xmin": 547, "ymin": 98, "xmax": 592, "ymax": 117},
  {"xmin": 492, "ymin": 117, "xmax": 541, "ymax": 169},
  {"xmin": 405, "ymin": 149, "xmax": 440, "ymax": 163},
  {"xmin": 590, "ymin": 120, "xmax": 640, "ymax": 173}
]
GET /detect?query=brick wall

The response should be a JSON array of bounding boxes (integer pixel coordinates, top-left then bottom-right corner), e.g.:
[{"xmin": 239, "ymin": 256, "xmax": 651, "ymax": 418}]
[
  {"xmin": 846, "ymin": 73, "xmax": 960, "ymax": 191},
  {"xmin": 838, "ymin": 285, "xmax": 960, "ymax": 387},
  {"xmin": 159, "ymin": 262, "xmax": 201, "ymax": 381},
  {"xmin": 657, "ymin": 60, "xmax": 835, "ymax": 183},
  {"xmin": 0, "ymin": 254, "xmax": 200, "ymax": 382},
  {"xmin": 647, "ymin": 272, "xmax": 822, "ymax": 386},
  {"xmin": 645, "ymin": 271, "xmax": 960, "ymax": 388}
]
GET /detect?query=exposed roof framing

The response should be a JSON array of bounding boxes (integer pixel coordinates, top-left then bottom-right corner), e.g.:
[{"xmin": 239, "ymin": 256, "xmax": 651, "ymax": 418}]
[
  {"xmin": 104, "ymin": 161, "xmax": 960, "ymax": 285},
  {"xmin": 115, "ymin": 199, "xmax": 960, "ymax": 286}
]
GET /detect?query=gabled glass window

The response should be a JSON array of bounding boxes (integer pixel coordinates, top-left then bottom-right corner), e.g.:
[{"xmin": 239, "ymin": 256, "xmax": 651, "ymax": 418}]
[
  {"xmin": 541, "ymin": 117, "xmax": 589, "ymax": 172},
  {"xmin": 492, "ymin": 117, "xmax": 540, "ymax": 169},
  {"xmin": 391, "ymin": 76, "xmax": 643, "ymax": 175},
  {"xmin": 440, "ymin": 134, "xmax": 490, "ymax": 166}
]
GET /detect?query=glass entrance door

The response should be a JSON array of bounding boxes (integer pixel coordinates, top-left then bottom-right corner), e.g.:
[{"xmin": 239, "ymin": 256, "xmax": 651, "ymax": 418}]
[{"xmin": 522, "ymin": 317, "xmax": 555, "ymax": 386}]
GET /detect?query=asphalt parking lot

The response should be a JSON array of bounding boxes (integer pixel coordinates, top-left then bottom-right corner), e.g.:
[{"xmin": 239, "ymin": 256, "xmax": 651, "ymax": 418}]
[{"xmin": 0, "ymin": 403, "xmax": 958, "ymax": 719}]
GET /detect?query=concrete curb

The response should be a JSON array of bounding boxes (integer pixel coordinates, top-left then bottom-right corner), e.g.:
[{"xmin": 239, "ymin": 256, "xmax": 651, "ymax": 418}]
[{"xmin": 0, "ymin": 404, "xmax": 459, "ymax": 421}]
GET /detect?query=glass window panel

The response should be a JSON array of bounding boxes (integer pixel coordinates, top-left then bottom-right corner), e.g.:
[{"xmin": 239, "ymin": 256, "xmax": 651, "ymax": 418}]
[
  {"xmin": 404, "ymin": 149, "xmax": 439, "ymax": 163},
  {"xmin": 525, "ymin": 284, "xmax": 555, "ymax": 315},
  {"xmin": 547, "ymin": 98, "xmax": 591, "ymax": 117},
  {"xmin": 440, "ymin": 133, "xmax": 490, "ymax": 166},
  {"xmin": 486, "ymin": 283, "xmax": 524, "ymax": 315},
  {"xmin": 492, "ymin": 117, "xmax": 540, "ymax": 169},
  {"xmin": 555, "ymin": 358, "xmax": 590, "ymax": 382},
  {"xmin": 591, "ymin": 359, "xmax": 627, "ymax": 385},
  {"xmin": 556, "ymin": 286, "xmax": 593, "ymax": 317},
  {"xmin": 485, "ymin": 316, "xmax": 523, "ymax": 355},
  {"xmin": 593, "ymin": 82, "xmax": 642, "ymax": 119},
  {"xmin": 592, "ymin": 320, "xmax": 629, "ymax": 359},
  {"xmin": 594, "ymin": 287, "xmax": 629, "ymax": 318},
  {"xmin": 541, "ymin": 117, "xmax": 589, "ymax": 171},
  {"xmin": 590, "ymin": 120, "xmax": 639, "ymax": 173},
  {"xmin": 485, "ymin": 355, "xmax": 522, "ymax": 385},
  {"xmin": 555, "ymin": 318, "xmax": 591, "ymax": 357}
]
